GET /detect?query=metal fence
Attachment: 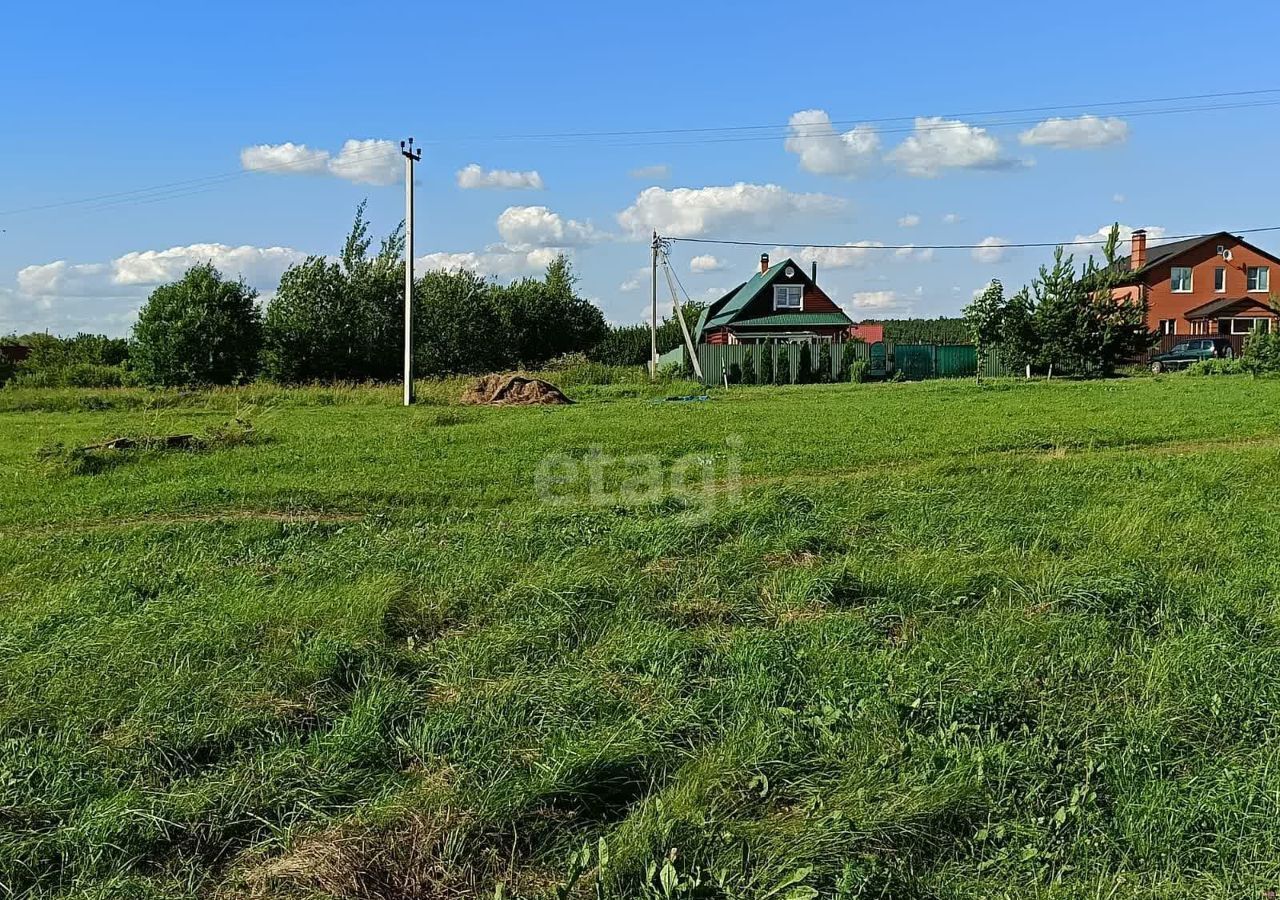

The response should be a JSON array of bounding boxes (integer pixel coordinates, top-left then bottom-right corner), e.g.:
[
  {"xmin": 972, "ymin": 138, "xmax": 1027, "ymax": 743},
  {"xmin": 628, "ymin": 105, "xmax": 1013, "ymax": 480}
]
[{"xmin": 669, "ymin": 341, "xmax": 1009, "ymax": 386}]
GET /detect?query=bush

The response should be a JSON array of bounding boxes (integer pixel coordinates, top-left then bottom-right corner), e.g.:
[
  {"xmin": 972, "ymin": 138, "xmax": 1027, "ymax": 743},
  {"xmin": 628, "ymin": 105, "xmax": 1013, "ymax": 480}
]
[
  {"xmin": 1185, "ymin": 358, "xmax": 1245, "ymax": 376},
  {"xmin": 727, "ymin": 362, "xmax": 742, "ymax": 385},
  {"xmin": 795, "ymin": 343, "xmax": 813, "ymax": 384},
  {"xmin": 133, "ymin": 263, "xmax": 262, "ymax": 386},
  {"xmin": 774, "ymin": 346, "xmax": 790, "ymax": 385},
  {"xmin": 849, "ymin": 359, "xmax": 870, "ymax": 383},
  {"xmin": 1242, "ymin": 329, "xmax": 1280, "ymax": 375},
  {"xmin": 742, "ymin": 347, "xmax": 756, "ymax": 386},
  {"xmin": 758, "ymin": 344, "xmax": 773, "ymax": 385},
  {"xmin": 817, "ymin": 344, "xmax": 833, "ymax": 383}
]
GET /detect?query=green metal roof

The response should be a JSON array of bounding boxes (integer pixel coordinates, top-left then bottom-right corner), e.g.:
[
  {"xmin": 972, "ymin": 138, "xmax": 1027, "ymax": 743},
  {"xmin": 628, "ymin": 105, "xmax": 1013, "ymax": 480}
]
[
  {"xmin": 704, "ymin": 260, "xmax": 792, "ymax": 327},
  {"xmin": 728, "ymin": 312, "xmax": 852, "ymax": 328}
]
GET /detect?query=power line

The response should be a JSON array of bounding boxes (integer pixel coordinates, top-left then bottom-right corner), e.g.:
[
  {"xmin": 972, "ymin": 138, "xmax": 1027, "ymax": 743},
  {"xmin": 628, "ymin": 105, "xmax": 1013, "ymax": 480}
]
[
  {"xmin": 0, "ymin": 142, "xmax": 399, "ymax": 217},
  {"xmin": 3, "ymin": 87, "xmax": 1278, "ymax": 220},
  {"xmin": 666, "ymin": 225, "xmax": 1280, "ymax": 252},
  {"xmin": 420, "ymin": 88, "xmax": 1280, "ymax": 142},
  {"xmin": 507, "ymin": 99, "xmax": 1280, "ymax": 149}
]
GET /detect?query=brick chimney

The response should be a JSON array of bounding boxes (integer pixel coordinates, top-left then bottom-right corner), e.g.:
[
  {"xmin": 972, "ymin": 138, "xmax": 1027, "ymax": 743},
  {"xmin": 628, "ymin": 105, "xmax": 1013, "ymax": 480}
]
[
  {"xmin": 1130, "ymin": 229, "xmax": 1147, "ymax": 271},
  {"xmin": 760, "ymin": 253, "xmax": 769, "ymax": 275}
]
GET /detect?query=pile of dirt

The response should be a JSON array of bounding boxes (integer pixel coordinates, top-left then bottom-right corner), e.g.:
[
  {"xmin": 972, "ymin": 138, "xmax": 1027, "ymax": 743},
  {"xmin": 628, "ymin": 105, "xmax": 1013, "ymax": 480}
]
[{"xmin": 461, "ymin": 374, "xmax": 572, "ymax": 406}]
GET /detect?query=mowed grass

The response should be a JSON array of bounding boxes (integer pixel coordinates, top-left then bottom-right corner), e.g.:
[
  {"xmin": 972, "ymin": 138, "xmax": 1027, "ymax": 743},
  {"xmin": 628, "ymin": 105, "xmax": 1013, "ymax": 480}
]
[{"xmin": 3, "ymin": 376, "xmax": 1280, "ymax": 899}]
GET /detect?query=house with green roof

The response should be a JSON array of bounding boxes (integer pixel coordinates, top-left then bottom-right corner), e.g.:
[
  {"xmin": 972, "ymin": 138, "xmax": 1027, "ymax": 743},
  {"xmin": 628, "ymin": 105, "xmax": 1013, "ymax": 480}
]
[{"xmin": 694, "ymin": 254, "xmax": 855, "ymax": 345}]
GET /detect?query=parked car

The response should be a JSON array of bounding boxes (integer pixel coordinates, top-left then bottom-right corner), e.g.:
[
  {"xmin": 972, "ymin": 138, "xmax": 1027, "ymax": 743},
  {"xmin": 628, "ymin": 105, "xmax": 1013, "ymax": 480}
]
[{"xmin": 1149, "ymin": 338, "xmax": 1234, "ymax": 373}]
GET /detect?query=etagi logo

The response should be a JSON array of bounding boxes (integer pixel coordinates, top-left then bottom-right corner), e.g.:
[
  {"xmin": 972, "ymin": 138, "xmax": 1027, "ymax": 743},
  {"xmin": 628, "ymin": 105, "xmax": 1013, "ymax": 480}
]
[{"xmin": 534, "ymin": 437, "xmax": 743, "ymax": 519}]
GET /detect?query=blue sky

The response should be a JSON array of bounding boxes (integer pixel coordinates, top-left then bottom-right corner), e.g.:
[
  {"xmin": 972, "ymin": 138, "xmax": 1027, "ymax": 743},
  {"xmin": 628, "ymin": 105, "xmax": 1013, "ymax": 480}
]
[{"xmin": 5, "ymin": 0, "xmax": 1280, "ymax": 336}]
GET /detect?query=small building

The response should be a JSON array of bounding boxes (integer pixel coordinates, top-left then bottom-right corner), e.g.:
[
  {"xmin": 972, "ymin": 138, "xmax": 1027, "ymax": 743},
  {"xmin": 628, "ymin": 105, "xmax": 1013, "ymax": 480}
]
[
  {"xmin": 0, "ymin": 343, "xmax": 31, "ymax": 365},
  {"xmin": 1115, "ymin": 230, "xmax": 1280, "ymax": 337},
  {"xmin": 694, "ymin": 254, "xmax": 855, "ymax": 344}
]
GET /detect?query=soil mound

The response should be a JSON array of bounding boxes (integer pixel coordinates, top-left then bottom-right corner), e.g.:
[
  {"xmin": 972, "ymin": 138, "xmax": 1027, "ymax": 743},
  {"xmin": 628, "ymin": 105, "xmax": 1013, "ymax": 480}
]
[{"xmin": 461, "ymin": 374, "xmax": 571, "ymax": 406}]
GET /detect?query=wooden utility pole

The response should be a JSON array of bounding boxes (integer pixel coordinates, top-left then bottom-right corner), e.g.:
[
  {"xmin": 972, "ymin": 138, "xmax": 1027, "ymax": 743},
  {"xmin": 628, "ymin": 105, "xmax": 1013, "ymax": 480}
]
[
  {"xmin": 400, "ymin": 138, "xmax": 422, "ymax": 406},
  {"xmin": 650, "ymin": 230, "xmax": 659, "ymax": 378}
]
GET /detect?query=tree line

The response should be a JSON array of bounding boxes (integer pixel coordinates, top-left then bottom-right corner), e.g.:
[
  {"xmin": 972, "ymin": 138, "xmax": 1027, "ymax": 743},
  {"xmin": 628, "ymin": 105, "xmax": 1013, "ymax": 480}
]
[
  {"xmin": 3, "ymin": 205, "xmax": 726, "ymax": 388},
  {"xmin": 964, "ymin": 225, "xmax": 1152, "ymax": 379}
]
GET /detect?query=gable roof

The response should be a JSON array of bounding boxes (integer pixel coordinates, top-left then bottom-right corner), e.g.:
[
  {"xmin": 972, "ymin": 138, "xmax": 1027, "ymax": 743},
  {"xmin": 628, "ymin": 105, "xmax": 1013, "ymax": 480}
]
[
  {"xmin": 697, "ymin": 257, "xmax": 852, "ymax": 339},
  {"xmin": 1120, "ymin": 233, "xmax": 1215, "ymax": 274},
  {"xmin": 1112, "ymin": 231, "xmax": 1280, "ymax": 278},
  {"xmin": 704, "ymin": 259, "xmax": 793, "ymax": 328}
]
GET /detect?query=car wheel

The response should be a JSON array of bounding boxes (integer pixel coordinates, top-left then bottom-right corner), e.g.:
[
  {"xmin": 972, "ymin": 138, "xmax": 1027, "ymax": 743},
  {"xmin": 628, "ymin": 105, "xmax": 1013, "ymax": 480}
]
[{"xmin": 1150, "ymin": 361, "xmax": 1164, "ymax": 374}]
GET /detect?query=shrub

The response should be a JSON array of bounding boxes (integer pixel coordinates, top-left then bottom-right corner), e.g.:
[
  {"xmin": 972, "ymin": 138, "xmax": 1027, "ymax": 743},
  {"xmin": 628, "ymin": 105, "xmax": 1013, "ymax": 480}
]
[
  {"xmin": 796, "ymin": 343, "xmax": 813, "ymax": 384},
  {"xmin": 133, "ymin": 263, "xmax": 262, "ymax": 386},
  {"xmin": 727, "ymin": 362, "xmax": 742, "ymax": 385},
  {"xmin": 774, "ymin": 346, "xmax": 790, "ymax": 385},
  {"xmin": 1185, "ymin": 358, "xmax": 1244, "ymax": 376},
  {"xmin": 817, "ymin": 344, "xmax": 833, "ymax": 383},
  {"xmin": 849, "ymin": 359, "xmax": 870, "ymax": 383},
  {"xmin": 758, "ymin": 344, "xmax": 773, "ymax": 385},
  {"xmin": 742, "ymin": 347, "xmax": 756, "ymax": 385},
  {"xmin": 1242, "ymin": 329, "xmax": 1280, "ymax": 375}
]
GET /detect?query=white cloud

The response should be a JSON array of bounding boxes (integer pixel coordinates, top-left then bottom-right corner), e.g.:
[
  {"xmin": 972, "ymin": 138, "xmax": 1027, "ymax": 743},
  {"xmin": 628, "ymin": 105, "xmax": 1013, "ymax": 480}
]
[
  {"xmin": 416, "ymin": 245, "xmax": 562, "ymax": 278},
  {"xmin": 850, "ymin": 290, "xmax": 913, "ymax": 315},
  {"xmin": 1112, "ymin": 193, "xmax": 1126, "ymax": 204},
  {"xmin": 456, "ymin": 163, "xmax": 544, "ymax": 190},
  {"xmin": 496, "ymin": 205, "xmax": 601, "ymax": 249},
  {"xmin": 898, "ymin": 214, "xmax": 921, "ymax": 228},
  {"xmin": 1068, "ymin": 223, "xmax": 1167, "ymax": 253},
  {"xmin": 241, "ymin": 138, "xmax": 403, "ymax": 186},
  {"xmin": 942, "ymin": 213, "xmax": 961, "ymax": 224},
  {"xmin": 629, "ymin": 164, "xmax": 670, "ymax": 180},
  {"xmin": 326, "ymin": 139, "xmax": 402, "ymax": 186},
  {"xmin": 1019, "ymin": 115, "xmax": 1128, "ymax": 149},
  {"xmin": 689, "ymin": 254, "xmax": 726, "ymax": 273},
  {"xmin": 239, "ymin": 142, "xmax": 330, "ymax": 174},
  {"xmin": 617, "ymin": 183, "xmax": 845, "ymax": 239},
  {"xmin": 972, "ymin": 236, "xmax": 1011, "ymax": 264},
  {"xmin": 887, "ymin": 117, "xmax": 1024, "ymax": 177},
  {"xmin": 770, "ymin": 240, "xmax": 932, "ymax": 270},
  {"xmin": 9, "ymin": 243, "xmax": 310, "ymax": 336},
  {"xmin": 893, "ymin": 244, "xmax": 935, "ymax": 262},
  {"xmin": 784, "ymin": 109, "xmax": 880, "ymax": 176}
]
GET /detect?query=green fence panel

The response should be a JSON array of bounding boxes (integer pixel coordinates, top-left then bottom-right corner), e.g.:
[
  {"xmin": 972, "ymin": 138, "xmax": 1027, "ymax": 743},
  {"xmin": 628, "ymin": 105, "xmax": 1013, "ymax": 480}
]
[
  {"xmin": 895, "ymin": 343, "xmax": 936, "ymax": 379},
  {"xmin": 693, "ymin": 341, "xmax": 982, "ymax": 385},
  {"xmin": 936, "ymin": 344, "xmax": 977, "ymax": 378}
]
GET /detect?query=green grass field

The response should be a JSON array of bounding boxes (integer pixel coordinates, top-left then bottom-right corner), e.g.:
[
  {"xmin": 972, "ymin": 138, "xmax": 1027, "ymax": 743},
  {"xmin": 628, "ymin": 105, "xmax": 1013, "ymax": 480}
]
[{"xmin": 4, "ymin": 376, "xmax": 1280, "ymax": 899}]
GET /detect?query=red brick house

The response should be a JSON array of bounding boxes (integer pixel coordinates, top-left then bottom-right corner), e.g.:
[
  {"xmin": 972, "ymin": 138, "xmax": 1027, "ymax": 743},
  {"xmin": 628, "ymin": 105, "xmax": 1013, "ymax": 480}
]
[
  {"xmin": 694, "ymin": 254, "xmax": 855, "ymax": 344},
  {"xmin": 1116, "ymin": 230, "xmax": 1280, "ymax": 337}
]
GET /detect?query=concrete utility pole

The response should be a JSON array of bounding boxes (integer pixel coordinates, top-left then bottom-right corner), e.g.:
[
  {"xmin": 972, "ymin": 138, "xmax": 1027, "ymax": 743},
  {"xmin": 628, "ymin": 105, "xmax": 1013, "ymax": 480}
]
[
  {"xmin": 649, "ymin": 230, "xmax": 659, "ymax": 378},
  {"xmin": 401, "ymin": 138, "xmax": 422, "ymax": 406}
]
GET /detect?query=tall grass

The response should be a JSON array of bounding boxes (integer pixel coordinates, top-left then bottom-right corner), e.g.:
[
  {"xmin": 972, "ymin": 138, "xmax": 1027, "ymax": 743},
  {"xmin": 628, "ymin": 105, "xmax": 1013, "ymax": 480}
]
[{"xmin": 2, "ymin": 376, "xmax": 1280, "ymax": 897}]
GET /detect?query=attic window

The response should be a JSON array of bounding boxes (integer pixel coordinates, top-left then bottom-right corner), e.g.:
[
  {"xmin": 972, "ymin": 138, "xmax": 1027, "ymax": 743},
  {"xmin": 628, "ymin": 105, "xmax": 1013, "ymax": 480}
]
[{"xmin": 774, "ymin": 284, "xmax": 803, "ymax": 310}]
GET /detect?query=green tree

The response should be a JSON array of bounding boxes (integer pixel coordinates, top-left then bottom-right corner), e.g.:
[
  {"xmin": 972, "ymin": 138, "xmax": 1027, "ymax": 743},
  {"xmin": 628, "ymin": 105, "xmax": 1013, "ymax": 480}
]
[
  {"xmin": 742, "ymin": 346, "xmax": 756, "ymax": 385},
  {"xmin": 262, "ymin": 203, "xmax": 404, "ymax": 382},
  {"xmin": 1077, "ymin": 225, "xmax": 1154, "ymax": 376},
  {"xmin": 491, "ymin": 256, "xmax": 607, "ymax": 367},
  {"xmin": 774, "ymin": 345, "xmax": 790, "ymax": 385},
  {"xmin": 414, "ymin": 269, "xmax": 502, "ymax": 375},
  {"xmin": 796, "ymin": 342, "xmax": 813, "ymax": 384},
  {"xmin": 131, "ymin": 263, "xmax": 261, "ymax": 386},
  {"xmin": 1000, "ymin": 287, "xmax": 1039, "ymax": 378},
  {"xmin": 1031, "ymin": 247, "xmax": 1082, "ymax": 379},
  {"xmin": 817, "ymin": 343, "xmax": 833, "ymax": 383},
  {"xmin": 964, "ymin": 279, "xmax": 1004, "ymax": 382},
  {"xmin": 758, "ymin": 343, "xmax": 773, "ymax": 385}
]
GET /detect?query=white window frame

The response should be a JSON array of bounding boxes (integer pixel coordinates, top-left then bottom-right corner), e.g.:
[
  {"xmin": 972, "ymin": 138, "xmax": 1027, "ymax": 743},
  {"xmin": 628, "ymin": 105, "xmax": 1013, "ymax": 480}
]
[
  {"xmin": 1158, "ymin": 319, "xmax": 1176, "ymax": 335},
  {"xmin": 1247, "ymin": 266, "xmax": 1270, "ymax": 293},
  {"xmin": 1214, "ymin": 266, "xmax": 1226, "ymax": 292},
  {"xmin": 1230, "ymin": 317, "xmax": 1270, "ymax": 335},
  {"xmin": 773, "ymin": 284, "xmax": 803, "ymax": 310},
  {"xmin": 1170, "ymin": 267, "xmax": 1193, "ymax": 293}
]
